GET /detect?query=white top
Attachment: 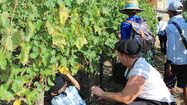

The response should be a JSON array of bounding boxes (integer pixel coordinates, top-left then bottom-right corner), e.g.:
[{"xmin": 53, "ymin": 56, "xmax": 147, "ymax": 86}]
[
  {"xmin": 157, "ymin": 20, "xmax": 167, "ymax": 36},
  {"xmin": 128, "ymin": 57, "xmax": 175, "ymax": 102}
]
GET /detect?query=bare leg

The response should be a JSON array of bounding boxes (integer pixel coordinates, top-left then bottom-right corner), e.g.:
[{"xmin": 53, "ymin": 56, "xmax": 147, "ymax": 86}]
[{"xmin": 183, "ymin": 87, "xmax": 187, "ymax": 105}]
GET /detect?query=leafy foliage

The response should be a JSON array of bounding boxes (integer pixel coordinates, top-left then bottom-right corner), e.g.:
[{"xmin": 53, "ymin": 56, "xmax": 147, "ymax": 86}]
[
  {"xmin": 139, "ymin": 0, "xmax": 157, "ymax": 34},
  {"xmin": 0, "ymin": 0, "xmax": 156, "ymax": 104},
  {"xmin": 183, "ymin": 11, "xmax": 187, "ymax": 22}
]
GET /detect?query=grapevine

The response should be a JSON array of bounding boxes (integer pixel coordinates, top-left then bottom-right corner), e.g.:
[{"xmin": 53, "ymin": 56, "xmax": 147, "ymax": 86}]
[{"xmin": 0, "ymin": 0, "xmax": 156, "ymax": 104}]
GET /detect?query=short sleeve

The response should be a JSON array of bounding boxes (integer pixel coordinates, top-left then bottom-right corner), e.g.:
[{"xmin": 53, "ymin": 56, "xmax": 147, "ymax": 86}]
[
  {"xmin": 128, "ymin": 59, "xmax": 150, "ymax": 80},
  {"xmin": 120, "ymin": 22, "xmax": 131, "ymax": 40},
  {"xmin": 128, "ymin": 68, "xmax": 149, "ymax": 80}
]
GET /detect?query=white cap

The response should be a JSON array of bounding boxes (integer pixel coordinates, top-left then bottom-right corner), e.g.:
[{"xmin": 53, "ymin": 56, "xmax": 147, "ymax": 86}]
[{"xmin": 168, "ymin": 1, "xmax": 183, "ymax": 12}]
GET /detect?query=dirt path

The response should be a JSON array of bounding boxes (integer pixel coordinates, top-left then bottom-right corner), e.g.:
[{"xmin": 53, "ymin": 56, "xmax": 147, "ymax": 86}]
[
  {"xmin": 153, "ymin": 38, "xmax": 184, "ymax": 105},
  {"xmin": 155, "ymin": 11, "xmax": 184, "ymax": 105}
]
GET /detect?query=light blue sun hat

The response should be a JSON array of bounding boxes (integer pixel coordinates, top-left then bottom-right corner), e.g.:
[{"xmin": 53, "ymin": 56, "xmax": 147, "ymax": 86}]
[{"xmin": 120, "ymin": 0, "xmax": 143, "ymax": 14}]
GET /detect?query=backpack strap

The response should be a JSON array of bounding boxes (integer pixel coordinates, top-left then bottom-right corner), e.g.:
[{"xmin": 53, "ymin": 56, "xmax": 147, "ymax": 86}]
[
  {"xmin": 126, "ymin": 20, "xmax": 144, "ymax": 38},
  {"xmin": 125, "ymin": 20, "xmax": 135, "ymax": 39},
  {"xmin": 172, "ymin": 22, "xmax": 187, "ymax": 49},
  {"xmin": 139, "ymin": 18, "xmax": 145, "ymax": 24}
]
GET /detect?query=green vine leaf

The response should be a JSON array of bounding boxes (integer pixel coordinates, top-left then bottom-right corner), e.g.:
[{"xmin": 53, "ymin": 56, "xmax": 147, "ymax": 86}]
[
  {"xmin": 11, "ymin": 79, "xmax": 25, "ymax": 94},
  {"xmin": 26, "ymin": 89, "xmax": 38, "ymax": 105},
  {"xmin": 75, "ymin": 36, "xmax": 87, "ymax": 49},
  {"xmin": 52, "ymin": 34, "xmax": 66, "ymax": 51},
  {"xmin": 44, "ymin": 0, "xmax": 56, "ymax": 8},
  {"xmin": 64, "ymin": 0, "xmax": 73, "ymax": 7},
  {"xmin": 0, "ymin": 0, "xmax": 6, "ymax": 4},
  {"xmin": 12, "ymin": 29, "xmax": 23, "ymax": 50},
  {"xmin": 40, "ymin": 46, "xmax": 50, "ymax": 67},
  {"xmin": 0, "ymin": 0, "xmax": 157, "ymax": 103},
  {"xmin": 46, "ymin": 21, "xmax": 55, "ymax": 35},
  {"xmin": 0, "ymin": 12, "xmax": 9, "ymax": 27},
  {"xmin": 20, "ymin": 42, "xmax": 31, "ymax": 65},
  {"xmin": 76, "ymin": 0, "xmax": 84, "ymax": 5},
  {"xmin": 0, "ymin": 85, "xmax": 14, "ymax": 101},
  {"xmin": 47, "ymin": 77, "xmax": 54, "ymax": 86},
  {"xmin": 58, "ymin": 3, "xmax": 69, "ymax": 26},
  {"xmin": 1, "ymin": 35, "xmax": 13, "ymax": 52},
  {"xmin": 25, "ymin": 21, "xmax": 35, "ymax": 42},
  {"xmin": 0, "ymin": 49, "xmax": 7, "ymax": 70}
]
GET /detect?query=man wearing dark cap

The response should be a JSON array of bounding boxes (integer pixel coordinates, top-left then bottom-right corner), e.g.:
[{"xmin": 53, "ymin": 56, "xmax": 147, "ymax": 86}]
[
  {"xmin": 50, "ymin": 72, "xmax": 86, "ymax": 105},
  {"xmin": 91, "ymin": 39, "xmax": 176, "ymax": 105},
  {"xmin": 165, "ymin": 1, "xmax": 187, "ymax": 105}
]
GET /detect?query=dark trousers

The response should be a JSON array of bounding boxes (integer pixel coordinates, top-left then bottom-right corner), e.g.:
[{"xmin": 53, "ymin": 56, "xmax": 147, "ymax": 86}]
[
  {"xmin": 171, "ymin": 64, "xmax": 187, "ymax": 88},
  {"xmin": 164, "ymin": 63, "xmax": 187, "ymax": 88},
  {"xmin": 163, "ymin": 63, "xmax": 177, "ymax": 89},
  {"xmin": 158, "ymin": 35, "xmax": 167, "ymax": 55}
]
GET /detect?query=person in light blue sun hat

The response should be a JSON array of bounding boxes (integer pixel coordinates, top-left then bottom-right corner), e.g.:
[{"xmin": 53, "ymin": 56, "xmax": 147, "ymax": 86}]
[{"xmin": 118, "ymin": 0, "xmax": 144, "ymax": 40}]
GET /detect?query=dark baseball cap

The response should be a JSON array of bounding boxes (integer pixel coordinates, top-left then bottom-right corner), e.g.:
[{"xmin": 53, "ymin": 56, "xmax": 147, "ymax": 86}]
[
  {"xmin": 50, "ymin": 74, "xmax": 67, "ymax": 92},
  {"xmin": 115, "ymin": 39, "xmax": 142, "ymax": 55}
]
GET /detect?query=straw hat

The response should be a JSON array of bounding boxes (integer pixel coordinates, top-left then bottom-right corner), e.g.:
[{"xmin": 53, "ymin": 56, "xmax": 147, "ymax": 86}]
[{"xmin": 120, "ymin": 0, "xmax": 143, "ymax": 14}]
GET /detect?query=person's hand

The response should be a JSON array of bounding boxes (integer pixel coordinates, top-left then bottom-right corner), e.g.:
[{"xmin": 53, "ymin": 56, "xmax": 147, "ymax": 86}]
[
  {"xmin": 91, "ymin": 86, "xmax": 104, "ymax": 97},
  {"xmin": 139, "ymin": 30, "xmax": 145, "ymax": 38}
]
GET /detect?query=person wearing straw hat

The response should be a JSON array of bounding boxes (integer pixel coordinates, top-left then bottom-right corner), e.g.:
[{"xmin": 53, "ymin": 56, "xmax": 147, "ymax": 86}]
[
  {"xmin": 118, "ymin": 0, "xmax": 144, "ymax": 40},
  {"xmin": 91, "ymin": 39, "xmax": 176, "ymax": 105}
]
